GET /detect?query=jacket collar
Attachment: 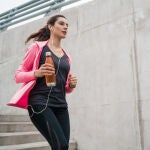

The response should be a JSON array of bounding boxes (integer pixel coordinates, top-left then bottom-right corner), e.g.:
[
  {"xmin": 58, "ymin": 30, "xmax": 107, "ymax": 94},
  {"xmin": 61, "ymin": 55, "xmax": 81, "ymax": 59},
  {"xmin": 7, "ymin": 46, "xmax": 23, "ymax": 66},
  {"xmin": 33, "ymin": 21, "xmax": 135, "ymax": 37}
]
[
  {"xmin": 35, "ymin": 40, "xmax": 71, "ymax": 62},
  {"xmin": 35, "ymin": 40, "xmax": 48, "ymax": 49}
]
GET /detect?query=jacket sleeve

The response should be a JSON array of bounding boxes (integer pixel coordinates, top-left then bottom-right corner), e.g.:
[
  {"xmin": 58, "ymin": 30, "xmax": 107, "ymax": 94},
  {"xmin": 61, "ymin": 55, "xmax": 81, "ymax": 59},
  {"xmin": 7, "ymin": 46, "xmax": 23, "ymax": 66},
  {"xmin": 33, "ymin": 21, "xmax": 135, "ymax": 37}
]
[
  {"xmin": 65, "ymin": 72, "xmax": 74, "ymax": 93},
  {"xmin": 65, "ymin": 54, "xmax": 74, "ymax": 94},
  {"xmin": 14, "ymin": 43, "xmax": 38, "ymax": 84}
]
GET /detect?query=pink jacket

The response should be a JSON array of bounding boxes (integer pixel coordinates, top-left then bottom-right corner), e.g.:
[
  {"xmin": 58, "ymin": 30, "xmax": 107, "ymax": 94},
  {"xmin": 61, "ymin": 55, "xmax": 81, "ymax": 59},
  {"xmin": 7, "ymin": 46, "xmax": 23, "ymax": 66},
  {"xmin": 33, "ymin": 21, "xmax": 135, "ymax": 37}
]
[{"xmin": 7, "ymin": 40, "xmax": 73, "ymax": 109}]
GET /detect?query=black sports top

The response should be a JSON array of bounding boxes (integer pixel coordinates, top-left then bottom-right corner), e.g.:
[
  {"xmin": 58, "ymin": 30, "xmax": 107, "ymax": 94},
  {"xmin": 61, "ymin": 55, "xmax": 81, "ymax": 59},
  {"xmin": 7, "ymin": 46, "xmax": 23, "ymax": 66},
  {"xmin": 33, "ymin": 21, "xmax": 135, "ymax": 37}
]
[{"xmin": 28, "ymin": 45, "xmax": 70, "ymax": 108}]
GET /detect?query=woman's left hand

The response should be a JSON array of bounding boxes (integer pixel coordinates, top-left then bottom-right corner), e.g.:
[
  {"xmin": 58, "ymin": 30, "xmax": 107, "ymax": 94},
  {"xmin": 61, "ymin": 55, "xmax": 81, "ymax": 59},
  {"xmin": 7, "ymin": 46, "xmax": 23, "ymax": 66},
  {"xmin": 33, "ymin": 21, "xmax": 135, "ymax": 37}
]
[{"xmin": 68, "ymin": 74, "xmax": 78, "ymax": 88}]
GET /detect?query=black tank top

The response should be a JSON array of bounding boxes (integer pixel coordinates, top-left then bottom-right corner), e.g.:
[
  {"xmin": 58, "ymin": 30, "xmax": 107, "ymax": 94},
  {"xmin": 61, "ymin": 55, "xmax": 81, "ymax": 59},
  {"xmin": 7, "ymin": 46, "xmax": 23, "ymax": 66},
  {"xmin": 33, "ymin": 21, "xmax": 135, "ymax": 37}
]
[{"xmin": 28, "ymin": 45, "xmax": 70, "ymax": 108}]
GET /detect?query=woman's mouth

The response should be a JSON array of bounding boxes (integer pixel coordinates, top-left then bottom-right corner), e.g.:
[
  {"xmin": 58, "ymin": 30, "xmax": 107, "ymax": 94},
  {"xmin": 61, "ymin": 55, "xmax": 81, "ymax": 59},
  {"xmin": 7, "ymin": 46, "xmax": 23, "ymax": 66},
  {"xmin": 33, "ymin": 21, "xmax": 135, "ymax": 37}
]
[{"xmin": 62, "ymin": 31, "xmax": 67, "ymax": 35}]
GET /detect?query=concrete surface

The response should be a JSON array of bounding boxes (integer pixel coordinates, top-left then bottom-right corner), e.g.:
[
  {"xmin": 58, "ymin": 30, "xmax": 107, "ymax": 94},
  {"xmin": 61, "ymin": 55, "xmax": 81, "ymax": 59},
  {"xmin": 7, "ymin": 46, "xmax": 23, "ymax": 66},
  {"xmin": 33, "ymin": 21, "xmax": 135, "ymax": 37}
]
[
  {"xmin": 0, "ymin": 115, "xmax": 77, "ymax": 150},
  {"xmin": 0, "ymin": 0, "xmax": 150, "ymax": 149}
]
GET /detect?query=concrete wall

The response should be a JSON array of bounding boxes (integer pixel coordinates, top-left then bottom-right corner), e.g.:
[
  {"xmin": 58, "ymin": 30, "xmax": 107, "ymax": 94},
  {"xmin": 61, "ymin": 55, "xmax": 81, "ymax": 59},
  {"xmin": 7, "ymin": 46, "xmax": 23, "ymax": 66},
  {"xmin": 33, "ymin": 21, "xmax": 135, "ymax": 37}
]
[{"xmin": 0, "ymin": 0, "xmax": 150, "ymax": 149}]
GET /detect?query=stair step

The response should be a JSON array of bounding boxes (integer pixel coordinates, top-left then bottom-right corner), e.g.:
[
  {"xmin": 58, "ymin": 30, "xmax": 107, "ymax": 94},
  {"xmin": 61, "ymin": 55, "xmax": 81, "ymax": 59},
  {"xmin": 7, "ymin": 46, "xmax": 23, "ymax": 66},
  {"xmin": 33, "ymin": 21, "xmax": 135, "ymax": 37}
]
[
  {"xmin": 0, "ymin": 122, "xmax": 36, "ymax": 132},
  {"xmin": 0, "ymin": 140, "xmax": 77, "ymax": 150},
  {"xmin": 0, "ymin": 115, "xmax": 30, "ymax": 122},
  {"xmin": 0, "ymin": 115, "xmax": 77, "ymax": 149},
  {"xmin": 69, "ymin": 140, "xmax": 78, "ymax": 150},
  {"xmin": 0, "ymin": 131, "xmax": 45, "ymax": 145},
  {"xmin": 0, "ymin": 141, "xmax": 49, "ymax": 150}
]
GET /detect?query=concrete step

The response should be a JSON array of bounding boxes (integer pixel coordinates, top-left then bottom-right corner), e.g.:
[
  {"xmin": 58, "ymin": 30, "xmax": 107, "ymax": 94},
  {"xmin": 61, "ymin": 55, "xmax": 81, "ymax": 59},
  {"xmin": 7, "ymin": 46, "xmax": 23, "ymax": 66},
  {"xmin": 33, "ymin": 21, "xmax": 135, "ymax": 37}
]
[
  {"xmin": 0, "ymin": 115, "xmax": 78, "ymax": 149},
  {"xmin": 0, "ymin": 140, "xmax": 77, "ymax": 150},
  {"xmin": 0, "ymin": 115, "xmax": 30, "ymax": 122},
  {"xmin": 0, "ymin": 141, "xmax": 49, "ymax": 150},
  {"xmin": 0, "ymin": 131, "xmax": 45, "ymax": 145},
  {"xmin": 0, "ymin": 122, "xmax": 36, "ymax": 132},
  {"xmin": 69, "ymin": 140, "xmax": 78, "ymax": 150}
]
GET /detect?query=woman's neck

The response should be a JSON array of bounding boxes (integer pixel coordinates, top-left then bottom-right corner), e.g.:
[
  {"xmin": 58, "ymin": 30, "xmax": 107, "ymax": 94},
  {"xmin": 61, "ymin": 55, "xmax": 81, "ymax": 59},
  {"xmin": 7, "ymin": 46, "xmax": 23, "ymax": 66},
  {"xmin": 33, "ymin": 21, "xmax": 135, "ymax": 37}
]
[
  {"xmin": 48, "ymin": 37, "xmax": 61, "ymax": 49},
  {"xmin": 47, "ymin": 37, "xmax": 64, "ymax": 57}
]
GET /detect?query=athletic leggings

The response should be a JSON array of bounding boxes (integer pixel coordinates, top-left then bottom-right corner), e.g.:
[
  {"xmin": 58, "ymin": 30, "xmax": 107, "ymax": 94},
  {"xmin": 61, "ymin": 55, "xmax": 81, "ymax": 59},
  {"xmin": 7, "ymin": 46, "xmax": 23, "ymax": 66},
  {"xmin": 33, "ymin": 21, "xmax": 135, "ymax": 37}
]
[{"xmin": 28, "ymin": 105, "xmax": 70, "ymax": 150}]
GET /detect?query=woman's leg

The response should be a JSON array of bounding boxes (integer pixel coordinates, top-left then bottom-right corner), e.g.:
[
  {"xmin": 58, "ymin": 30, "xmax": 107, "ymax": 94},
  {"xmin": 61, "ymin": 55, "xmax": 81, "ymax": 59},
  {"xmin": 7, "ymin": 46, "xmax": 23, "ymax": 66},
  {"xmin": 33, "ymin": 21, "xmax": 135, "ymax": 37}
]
[
  {"xmin": 28, "ymin": 105, "xmax": 69, "ymax": 150},
  {"xmin": 52, "ymin": 107, "xmax": 70, "ymax": 144}
]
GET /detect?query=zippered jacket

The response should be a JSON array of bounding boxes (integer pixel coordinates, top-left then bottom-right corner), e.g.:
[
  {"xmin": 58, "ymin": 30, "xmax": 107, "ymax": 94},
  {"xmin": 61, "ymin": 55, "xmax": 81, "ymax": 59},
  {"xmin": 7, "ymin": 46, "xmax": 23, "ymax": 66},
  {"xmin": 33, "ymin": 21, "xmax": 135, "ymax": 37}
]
[{"xmin": 7, "ymin": 40, "xmax": 73, "ymax": 109}]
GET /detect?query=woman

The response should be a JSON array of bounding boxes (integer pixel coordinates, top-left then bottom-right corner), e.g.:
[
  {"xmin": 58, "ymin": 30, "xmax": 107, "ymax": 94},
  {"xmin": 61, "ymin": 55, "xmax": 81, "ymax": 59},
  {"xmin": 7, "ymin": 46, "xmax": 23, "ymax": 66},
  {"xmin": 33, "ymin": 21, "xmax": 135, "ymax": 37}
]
[{"xmin": 9, "ymin": 14, "xmax": 77, "ymax": 150}]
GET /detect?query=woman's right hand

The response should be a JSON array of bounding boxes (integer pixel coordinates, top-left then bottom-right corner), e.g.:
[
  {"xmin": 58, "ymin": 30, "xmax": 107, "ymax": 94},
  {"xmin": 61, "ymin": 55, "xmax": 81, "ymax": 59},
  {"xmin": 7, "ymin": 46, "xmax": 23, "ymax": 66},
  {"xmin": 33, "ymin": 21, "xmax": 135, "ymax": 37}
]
[{"xmin": 34, "ymin": 63, "xmax": 55, "ymax": 78}]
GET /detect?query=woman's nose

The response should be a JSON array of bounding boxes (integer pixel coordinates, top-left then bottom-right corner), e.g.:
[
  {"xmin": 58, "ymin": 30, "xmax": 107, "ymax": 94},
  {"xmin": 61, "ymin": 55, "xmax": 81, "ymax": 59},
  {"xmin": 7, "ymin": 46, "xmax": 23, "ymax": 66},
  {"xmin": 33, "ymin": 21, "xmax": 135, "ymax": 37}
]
[
  {"xmin": 64, "ymin": 27, "xmax": 68, "ymax": 31},
  {"xmin": 64, "ymin": 25, "xmax": 68, "ymax": 30}
]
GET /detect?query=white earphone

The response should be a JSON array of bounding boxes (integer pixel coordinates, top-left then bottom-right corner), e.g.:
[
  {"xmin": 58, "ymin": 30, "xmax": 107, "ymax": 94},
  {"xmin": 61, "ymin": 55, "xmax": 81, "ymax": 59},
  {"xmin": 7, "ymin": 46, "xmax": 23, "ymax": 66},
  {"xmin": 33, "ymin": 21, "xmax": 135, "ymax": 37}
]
[{"xmin": 50, "ymin": 27, "xmax": 54, "ymax": 31}]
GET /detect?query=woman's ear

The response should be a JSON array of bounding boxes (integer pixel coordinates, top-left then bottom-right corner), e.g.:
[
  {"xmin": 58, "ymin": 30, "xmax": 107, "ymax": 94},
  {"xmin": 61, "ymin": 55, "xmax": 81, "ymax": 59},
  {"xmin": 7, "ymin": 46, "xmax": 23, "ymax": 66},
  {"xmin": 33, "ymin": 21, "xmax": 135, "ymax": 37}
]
[{"xmin": 48, "ymin": 25, "xmax": 53, "ymax": 31}]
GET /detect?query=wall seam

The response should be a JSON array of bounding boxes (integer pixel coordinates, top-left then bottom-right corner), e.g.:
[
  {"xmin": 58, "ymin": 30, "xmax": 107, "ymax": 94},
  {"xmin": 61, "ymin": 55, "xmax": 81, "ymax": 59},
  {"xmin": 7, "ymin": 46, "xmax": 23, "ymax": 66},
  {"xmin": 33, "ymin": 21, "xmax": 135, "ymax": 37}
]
[{"xmin": 131, "ymin": 0, "xmax": 144, "ymax": 150}]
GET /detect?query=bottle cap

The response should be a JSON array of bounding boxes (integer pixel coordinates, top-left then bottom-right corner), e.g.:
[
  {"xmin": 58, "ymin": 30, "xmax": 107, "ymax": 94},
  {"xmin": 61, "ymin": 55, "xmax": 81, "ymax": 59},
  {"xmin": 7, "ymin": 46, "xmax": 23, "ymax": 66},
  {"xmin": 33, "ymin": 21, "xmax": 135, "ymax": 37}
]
[{"xmin": 46, "ymin": 52, "xmax": 51, "ymax": 56}]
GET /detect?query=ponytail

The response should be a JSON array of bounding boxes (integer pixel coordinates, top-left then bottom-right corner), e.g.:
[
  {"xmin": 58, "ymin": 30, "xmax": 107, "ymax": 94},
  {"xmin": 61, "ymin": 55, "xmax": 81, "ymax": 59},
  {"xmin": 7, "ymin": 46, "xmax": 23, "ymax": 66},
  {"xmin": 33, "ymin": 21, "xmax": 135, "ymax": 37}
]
[
  {"xmin": 25, "ymin": 25, "xmax": 50, "ymax": 44},
  {"xmin": 25, "ymin": 14, "xmax": 66, "ymax": 44}
]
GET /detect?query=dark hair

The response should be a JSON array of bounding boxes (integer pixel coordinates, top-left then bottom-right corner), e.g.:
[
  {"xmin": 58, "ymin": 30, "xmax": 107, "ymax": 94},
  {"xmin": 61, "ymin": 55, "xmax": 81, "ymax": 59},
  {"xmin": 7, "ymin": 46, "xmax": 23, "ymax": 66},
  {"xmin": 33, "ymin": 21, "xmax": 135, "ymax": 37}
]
[{"xmin": 25, "ymin": 14, "xmax": 66, "ymax": 44}]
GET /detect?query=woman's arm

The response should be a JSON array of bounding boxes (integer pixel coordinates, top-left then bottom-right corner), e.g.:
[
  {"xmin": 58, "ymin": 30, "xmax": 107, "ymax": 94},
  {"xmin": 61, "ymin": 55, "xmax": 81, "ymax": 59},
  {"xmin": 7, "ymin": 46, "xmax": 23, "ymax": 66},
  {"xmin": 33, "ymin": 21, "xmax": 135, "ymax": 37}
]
[
  {"xmin": 14, "ymin": 43, "xmax": 38, "ymax": 83},
  {"xmin": 63, "ymin": 50, "xmax": 78, "ymax": 93},
  {"xmin": 65, "ymin": 72, "xmax": 74, "ymax": 93}
]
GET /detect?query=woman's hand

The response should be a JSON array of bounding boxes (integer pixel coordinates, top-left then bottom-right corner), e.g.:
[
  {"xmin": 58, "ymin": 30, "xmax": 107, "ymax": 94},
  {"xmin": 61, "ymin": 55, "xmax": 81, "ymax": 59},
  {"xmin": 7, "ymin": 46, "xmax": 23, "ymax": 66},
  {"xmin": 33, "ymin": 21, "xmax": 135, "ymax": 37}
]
[
  {"xmin": 34, "ymin": 63, "xmax": 55, "ymax": 78},
  {"xmin": 68, "ymin": 74, "xmax": 78, "ymax": 88}
]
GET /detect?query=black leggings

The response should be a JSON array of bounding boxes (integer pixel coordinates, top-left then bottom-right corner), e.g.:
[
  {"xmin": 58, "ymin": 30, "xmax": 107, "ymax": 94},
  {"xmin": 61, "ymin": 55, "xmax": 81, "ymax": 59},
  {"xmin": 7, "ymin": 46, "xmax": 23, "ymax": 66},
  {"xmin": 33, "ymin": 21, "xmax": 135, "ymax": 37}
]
[{"xmin": 28, "ymin": 105, "xmax": 70, "ymax": 150}]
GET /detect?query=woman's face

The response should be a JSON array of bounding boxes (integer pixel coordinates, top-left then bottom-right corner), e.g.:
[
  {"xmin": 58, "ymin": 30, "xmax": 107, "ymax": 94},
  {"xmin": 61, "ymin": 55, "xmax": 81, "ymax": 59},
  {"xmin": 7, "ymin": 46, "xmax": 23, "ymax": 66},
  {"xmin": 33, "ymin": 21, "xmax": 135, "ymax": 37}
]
[{"xmin": 50, "ymin": 17, "xmax": 68, "ymax": 39}]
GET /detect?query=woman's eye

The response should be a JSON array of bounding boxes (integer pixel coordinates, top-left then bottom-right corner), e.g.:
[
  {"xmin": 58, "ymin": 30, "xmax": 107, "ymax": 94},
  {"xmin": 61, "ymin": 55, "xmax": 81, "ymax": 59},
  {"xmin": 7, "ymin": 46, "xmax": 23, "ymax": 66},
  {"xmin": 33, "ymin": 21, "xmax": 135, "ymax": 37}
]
[
  {"xmin": 58, "ymin": 22, "xmax": 68, "ymax": 27},
  {"xmin": 59, "ymin": 22, "xmax": 64, "ymax": 25}
]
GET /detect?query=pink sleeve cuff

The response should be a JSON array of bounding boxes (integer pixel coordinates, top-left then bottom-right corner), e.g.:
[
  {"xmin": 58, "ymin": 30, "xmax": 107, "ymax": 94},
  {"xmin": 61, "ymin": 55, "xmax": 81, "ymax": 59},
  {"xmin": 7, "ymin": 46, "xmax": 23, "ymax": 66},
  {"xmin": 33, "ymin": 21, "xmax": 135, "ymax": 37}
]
[{"xmin": 65, "ymin": 84, "xmax": 74, "ymax": 93}]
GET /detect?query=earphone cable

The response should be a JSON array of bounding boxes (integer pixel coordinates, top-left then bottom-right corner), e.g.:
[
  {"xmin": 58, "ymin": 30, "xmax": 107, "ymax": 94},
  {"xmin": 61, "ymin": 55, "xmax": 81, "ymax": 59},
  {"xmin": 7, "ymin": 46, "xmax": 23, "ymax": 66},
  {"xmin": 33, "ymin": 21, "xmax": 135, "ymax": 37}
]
[{"xmin": 28, "ymin": 57, "xmax": 61, "ymax": 118}]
